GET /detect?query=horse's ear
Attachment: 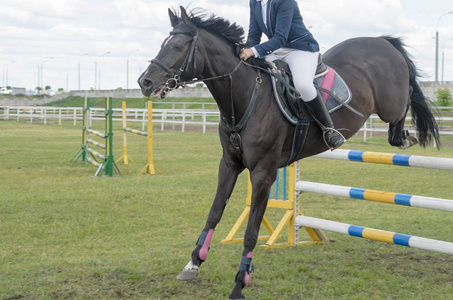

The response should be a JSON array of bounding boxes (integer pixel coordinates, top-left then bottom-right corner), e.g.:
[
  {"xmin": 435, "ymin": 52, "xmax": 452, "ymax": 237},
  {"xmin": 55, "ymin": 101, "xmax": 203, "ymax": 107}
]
[
  {"xmin": 168, "ymin": 8, "xmax": 179, "ymax": 27},
  {"xmin": 179, "ymin": 6, "xmax": 192, "ymax": 25}
]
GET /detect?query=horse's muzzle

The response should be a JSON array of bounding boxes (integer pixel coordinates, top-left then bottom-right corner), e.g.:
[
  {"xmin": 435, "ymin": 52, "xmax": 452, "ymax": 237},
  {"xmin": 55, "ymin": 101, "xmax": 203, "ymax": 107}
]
[{"xmin": 137, "ymin": 73, "xmax": 153, "ymax": 97}]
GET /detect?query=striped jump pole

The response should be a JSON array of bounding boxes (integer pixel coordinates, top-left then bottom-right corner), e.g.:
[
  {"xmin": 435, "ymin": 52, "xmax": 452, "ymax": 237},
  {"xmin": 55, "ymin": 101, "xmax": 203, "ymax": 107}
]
[
  {"xmin": 116, "ymin": 101, "xmax": 161, "ymax": 175},
  {"xmin": 290, "ymin": 149, "xmax": 453, "ymax": 255},
  {"xmin": 222, "ymin": 148, "xmax": 453, "ymax": 254},
  {"xmin": 314, "ymin": 149, "xmax": 453, "ymax": 171},
  {"xmin": 296, "ymin": 181, "xmax": 453, "ymax": 212},
  {"xmin": 295, "ymin": 216, "xmax": 453, "ymax": 255}
]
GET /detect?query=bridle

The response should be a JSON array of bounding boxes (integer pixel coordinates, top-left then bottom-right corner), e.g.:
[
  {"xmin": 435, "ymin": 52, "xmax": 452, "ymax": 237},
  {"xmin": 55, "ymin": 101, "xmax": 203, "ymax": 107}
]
[
  {"xmin": 149, "ymin": 22, "xmax": 262, "ymax": 157},
  {"xmin": 149, "ymin": 23, "xmax": 245, "ymax": 99},
  {"xmin": 150, "ymin": 25, "xmax": 200, "ymax": 98}
]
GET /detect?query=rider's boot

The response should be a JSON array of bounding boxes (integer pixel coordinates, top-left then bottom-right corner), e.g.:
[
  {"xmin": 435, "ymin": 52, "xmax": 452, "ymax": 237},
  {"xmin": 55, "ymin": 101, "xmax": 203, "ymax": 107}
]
[{"xmin": 304, "ymin": 91, "xmax": 346, "ymax": 150}]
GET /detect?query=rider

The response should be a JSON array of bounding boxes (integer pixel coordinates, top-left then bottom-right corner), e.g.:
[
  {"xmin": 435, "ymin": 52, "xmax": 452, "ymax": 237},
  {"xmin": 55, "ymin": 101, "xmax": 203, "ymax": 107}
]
[{"xmin": 240, "ymin": 0, "xmax": 345, "ymax": 150}]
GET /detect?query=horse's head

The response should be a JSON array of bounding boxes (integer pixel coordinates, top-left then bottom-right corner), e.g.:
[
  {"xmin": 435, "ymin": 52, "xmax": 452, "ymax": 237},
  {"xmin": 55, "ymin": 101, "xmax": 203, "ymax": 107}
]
[{"xmin": 138, "ymin": 6, "xmax": 203, "ymax": 99}]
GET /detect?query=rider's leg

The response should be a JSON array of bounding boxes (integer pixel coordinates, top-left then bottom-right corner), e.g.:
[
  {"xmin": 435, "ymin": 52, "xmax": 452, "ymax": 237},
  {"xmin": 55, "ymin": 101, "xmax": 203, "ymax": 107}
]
[{"xmin": 285, "ymin": 49, "xmax": 345, "ymax": 150}]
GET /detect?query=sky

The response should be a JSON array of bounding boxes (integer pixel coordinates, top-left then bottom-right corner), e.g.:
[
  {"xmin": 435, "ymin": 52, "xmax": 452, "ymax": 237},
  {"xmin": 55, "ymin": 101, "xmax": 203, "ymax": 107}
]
[{"xmin": 1, "ymin": 0, "xmax": 453, "ymax": 92}]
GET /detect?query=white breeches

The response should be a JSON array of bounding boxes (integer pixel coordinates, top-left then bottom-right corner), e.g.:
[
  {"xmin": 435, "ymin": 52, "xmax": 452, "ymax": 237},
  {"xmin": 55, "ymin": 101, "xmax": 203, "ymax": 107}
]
[{"xmin": 265, "ymin": 48, "xmax": 319, "ymax": 101}]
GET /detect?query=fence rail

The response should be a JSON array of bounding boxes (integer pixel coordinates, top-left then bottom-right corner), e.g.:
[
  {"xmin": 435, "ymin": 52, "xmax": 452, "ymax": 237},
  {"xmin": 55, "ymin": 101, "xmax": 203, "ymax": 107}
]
[{"xmin": 1, "ymin": 105, "xmax": 452, "ymax": 139}]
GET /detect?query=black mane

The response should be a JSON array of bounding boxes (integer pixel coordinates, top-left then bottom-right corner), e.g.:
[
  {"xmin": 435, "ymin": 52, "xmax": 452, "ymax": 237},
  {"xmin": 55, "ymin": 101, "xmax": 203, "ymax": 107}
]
[{"xmin": 171, "ymin": 8, "xmax": 245, "ymax": 45}]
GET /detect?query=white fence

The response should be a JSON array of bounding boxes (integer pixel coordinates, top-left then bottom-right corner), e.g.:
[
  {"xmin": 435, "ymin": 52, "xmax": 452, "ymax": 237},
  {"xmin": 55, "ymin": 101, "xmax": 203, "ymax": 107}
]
[
  {"xmin": 0, "ymin": 105, "xmax": 221, "ymax": 134},
  {"xmin": 361, "ymin": 114, "xmax": 453, "ymax": 141},
  {"xmin": 1, "ymin": 104, "xmax": 452, "ymax": 139}
]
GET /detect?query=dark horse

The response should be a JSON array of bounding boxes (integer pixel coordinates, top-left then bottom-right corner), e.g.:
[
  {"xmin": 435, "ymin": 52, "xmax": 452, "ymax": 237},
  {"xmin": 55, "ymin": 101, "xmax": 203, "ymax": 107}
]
[{"xmin": 138, "ymin": 7, "xmax": 439, "ymax": 299}]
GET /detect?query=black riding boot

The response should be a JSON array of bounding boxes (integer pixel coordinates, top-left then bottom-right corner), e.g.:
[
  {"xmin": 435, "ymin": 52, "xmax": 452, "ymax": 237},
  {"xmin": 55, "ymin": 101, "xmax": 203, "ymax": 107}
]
[{"xmin": 304, "ymin": 91, "xmax": 346, "ymax": 150}]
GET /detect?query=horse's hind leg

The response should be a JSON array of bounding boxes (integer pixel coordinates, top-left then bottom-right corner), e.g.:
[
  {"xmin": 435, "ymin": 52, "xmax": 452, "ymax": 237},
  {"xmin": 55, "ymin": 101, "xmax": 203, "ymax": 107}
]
[
  {"xmin": 177, "ymin": 157, "xmax": 244, "ymax": 281},
  {"xmin": 388, "ymin": 106, "xmax": 418, "ymax": 150},
  {"xmin": 388, "ymin": 113, "xmax": 407, "ymax": 147}
]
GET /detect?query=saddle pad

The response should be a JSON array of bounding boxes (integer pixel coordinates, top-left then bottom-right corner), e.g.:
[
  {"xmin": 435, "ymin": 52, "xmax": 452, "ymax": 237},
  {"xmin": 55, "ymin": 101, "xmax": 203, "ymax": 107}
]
[{"xmin": 271, "ymin": 66, "xmax": 352, "ymax": 125}]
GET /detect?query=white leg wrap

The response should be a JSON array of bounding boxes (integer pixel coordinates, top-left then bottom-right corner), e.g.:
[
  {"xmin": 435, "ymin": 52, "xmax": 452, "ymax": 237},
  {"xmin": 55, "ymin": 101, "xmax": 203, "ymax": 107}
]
[{"xmin": 184, "ymin": 260, "xmax": 199, "ymax": 270}]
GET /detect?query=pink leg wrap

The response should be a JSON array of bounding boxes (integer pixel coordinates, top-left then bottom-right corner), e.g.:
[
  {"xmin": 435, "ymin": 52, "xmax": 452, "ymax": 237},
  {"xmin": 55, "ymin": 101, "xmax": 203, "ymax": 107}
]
[
  {"xmin": 198, "ymin": 229, "xmax": 214, "ymax": 261},
  {"xmin": 236, "ymin": 251, "xmax": 254, "ymax": 286}
]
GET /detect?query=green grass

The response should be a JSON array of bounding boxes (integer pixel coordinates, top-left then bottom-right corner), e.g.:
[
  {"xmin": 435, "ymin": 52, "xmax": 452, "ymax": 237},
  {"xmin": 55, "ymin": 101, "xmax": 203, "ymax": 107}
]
[{"xmin": 1, "ymin": 120, "xmax": 453, "ymax": 299}]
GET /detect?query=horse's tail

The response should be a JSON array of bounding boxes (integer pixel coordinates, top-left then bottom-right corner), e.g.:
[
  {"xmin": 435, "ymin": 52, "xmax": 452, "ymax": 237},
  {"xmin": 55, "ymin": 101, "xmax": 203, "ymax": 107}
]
[{"xmin": 380, "ymin": 36, "xmax": 440, "ymax": 148}]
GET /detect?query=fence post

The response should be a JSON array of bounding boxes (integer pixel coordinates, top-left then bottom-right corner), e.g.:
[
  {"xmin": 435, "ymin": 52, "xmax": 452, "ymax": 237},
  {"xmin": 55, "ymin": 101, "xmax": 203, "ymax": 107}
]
[
  {"xmin": 203, "ymin": 112, "xmax": 206, "ymax": 134},
  {"xmin": 363, "ymin": 119, "xmax": 367, "ymax": 142},
  {"xmin": 172, "ymin": 103, "xmax": 175, "ymax": 130}
]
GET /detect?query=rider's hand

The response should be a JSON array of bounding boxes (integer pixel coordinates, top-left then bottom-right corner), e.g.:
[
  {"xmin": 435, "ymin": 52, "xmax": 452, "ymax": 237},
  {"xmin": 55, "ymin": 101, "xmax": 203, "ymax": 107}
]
[{"xmin": 240, "ymin": 48, "xmax": 255, "ymax": 61}]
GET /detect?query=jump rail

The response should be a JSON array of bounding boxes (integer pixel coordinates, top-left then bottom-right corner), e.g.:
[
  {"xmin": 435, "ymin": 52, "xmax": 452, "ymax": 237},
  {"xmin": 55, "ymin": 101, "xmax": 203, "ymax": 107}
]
[
  {"xmin": 291, "ymin": 149, "xmax": 453, "ymax": 254},
  {"xmin": 223, "ymin": 149, "xmax": 453, "ymax": 254},
  {"xmin": 314, "ymin": 149, "xmax": 453, "ymax": 171},
  {"xmin": 295, "ymin": 216, "xmax": 453, "ymax": 255}
]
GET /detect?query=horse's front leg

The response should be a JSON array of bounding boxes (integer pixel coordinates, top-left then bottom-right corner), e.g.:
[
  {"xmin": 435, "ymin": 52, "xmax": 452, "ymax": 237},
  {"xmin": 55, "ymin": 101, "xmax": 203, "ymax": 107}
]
[
  {"xmin": 177, "ymin": 156, "xmax": 244, "ymax": 281},
  {"xmin": 229, "ymin": 167, "xmax": 277, "ymax": 300}
]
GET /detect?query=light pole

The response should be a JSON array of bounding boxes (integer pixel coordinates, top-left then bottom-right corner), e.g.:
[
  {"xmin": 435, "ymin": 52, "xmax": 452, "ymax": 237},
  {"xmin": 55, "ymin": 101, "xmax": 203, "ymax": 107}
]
[
  {"xmin": 78, "ymin": 53, "xmax": 88, "ymax": 90},
  {"xmin": 40, "ymin": 57, "xmax": 54, "ymax": 94},
  {"xmin": 435, "ymin": 11, "xmax": 453, "ymax": 83},
  {"xmin": 132, "ymin": 58, "xmax": 142, "ymax": 76},
  {"xmin": 127, "ymin": 49, "xmax": 139, "ymax": 89},
  {"xmin": 442, "ymin": 38, "xmax": 453, "ymax": 84},
  {"xmin": 94, "ymin": 52, "xmax": 110, "ymax": 90},
  {"xmin": 3, "ymin": 60, "xmax": 15, "ymax": 87}
]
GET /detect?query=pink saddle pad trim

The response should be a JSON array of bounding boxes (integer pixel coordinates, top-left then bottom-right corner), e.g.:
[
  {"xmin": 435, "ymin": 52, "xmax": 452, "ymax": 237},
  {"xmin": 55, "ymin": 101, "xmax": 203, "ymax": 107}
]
[{"xmin": 320, "ymin": 67, "xmax": 335, "ymax": 103}]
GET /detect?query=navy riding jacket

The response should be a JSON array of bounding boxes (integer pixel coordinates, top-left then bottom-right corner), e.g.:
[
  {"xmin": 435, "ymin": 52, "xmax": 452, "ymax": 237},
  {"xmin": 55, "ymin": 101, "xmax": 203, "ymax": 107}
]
[{"xmin": 247, "ymin": 0, "xmax": 319, "ymax": 57}]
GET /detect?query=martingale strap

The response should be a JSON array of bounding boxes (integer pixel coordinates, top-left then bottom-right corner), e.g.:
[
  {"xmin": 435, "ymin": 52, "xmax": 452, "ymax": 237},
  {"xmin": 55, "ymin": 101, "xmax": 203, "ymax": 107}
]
[{"xmin": 220, "ymin": 80, "xmax": 261, "ymax": 154}]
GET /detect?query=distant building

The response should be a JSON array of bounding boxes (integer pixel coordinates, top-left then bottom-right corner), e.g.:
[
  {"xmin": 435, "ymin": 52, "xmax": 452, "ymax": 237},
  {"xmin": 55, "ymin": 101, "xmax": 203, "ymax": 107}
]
[
  {"xmin": 11, "ymin": 87, "xmax": 26, "ymax": 95},
  {"xmin": 0, "ymin": 87, "xmax": 26, "ymax": 95}
]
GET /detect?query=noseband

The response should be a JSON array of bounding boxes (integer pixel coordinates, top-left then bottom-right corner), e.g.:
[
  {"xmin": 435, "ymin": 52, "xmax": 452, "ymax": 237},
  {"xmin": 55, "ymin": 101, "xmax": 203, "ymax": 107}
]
[{"xmin": 150, "ymin": 25, "xmax": 200, "ymax": 98}]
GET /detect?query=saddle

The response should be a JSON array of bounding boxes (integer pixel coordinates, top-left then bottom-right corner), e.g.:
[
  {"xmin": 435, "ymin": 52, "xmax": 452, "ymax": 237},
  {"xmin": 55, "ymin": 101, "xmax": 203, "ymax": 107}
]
[
  {"xmin": 266, "ymin": 54, "xmax": 354, "ymax": 165},
  {"xmin": 268, "ymin": 54, "xmax": 353, "ymax": 124}
]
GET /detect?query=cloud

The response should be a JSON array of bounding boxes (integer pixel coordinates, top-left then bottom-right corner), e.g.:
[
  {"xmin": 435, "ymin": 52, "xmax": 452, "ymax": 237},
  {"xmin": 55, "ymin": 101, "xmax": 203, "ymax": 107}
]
[{"xmin": 1, "ymin": 0, "xmax": 453, "ymax": 91}]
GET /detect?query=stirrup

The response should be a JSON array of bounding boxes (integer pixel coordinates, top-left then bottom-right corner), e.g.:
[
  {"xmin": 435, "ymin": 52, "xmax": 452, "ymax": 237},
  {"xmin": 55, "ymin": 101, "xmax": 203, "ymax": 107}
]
[{"xmin": 323, "ymin": 128, "xmax": 346, "ymax": 150}]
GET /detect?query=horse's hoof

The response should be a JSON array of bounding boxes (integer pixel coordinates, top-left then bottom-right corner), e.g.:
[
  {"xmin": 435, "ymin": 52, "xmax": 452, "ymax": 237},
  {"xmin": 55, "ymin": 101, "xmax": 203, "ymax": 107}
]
[
  {"xmin": 398, "ymin": 136, "xmax": 418, "ymax": 149},
  {"xmin": 177, "ymin": 268, "xmax": 200, "ymax": 281}
]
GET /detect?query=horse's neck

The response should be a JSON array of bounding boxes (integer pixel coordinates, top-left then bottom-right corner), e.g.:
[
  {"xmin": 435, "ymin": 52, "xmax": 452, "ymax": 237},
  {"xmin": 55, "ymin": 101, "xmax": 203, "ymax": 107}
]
[{"xmin": 200, "ymin": 32, "xmax": 255, "ymax": 120}]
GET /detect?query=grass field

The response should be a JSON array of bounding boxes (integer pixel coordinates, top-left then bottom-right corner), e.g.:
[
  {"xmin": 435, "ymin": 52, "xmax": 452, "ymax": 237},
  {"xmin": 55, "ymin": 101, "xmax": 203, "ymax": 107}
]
[{"xmin": 1, "ymin": 119, "xmax": 453, "ymax": 299}]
